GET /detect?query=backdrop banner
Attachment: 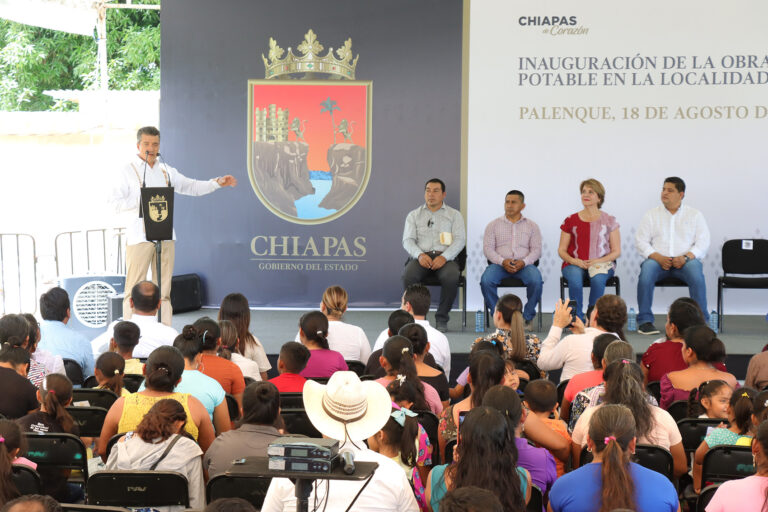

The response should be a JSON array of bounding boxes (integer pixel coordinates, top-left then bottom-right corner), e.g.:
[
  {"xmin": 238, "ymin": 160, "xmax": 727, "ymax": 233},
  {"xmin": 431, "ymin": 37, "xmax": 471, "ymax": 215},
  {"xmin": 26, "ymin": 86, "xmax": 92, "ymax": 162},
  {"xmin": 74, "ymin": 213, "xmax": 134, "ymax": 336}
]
[
  {"xmin": 160, "ymin": 0, "xmax": 463, "ymax": 307},
  {"xmin": 466, "ymin": 0, "xmax": 768, "ymax": 315}
]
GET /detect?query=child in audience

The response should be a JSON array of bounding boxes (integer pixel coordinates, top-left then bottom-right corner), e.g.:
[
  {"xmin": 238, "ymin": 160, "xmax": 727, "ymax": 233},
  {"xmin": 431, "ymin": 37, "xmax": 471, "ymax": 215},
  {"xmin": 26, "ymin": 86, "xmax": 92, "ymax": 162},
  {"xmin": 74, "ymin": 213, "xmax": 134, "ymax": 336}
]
[
  {"xmin": 448, "ymin": 339, "xmax": 505, "ymax": 400},
  {"xmin": 269, "ymin": 342, "xmax": 310, "ymax": 393},
  {"xmin": 693, "ymin": 387, "xmax": 757, "ymax": 492},
  {"xmin": 192, "ymin": 318, "xmax": 246, "ymax": 409},
  {"xmin": 0, "ymin": 314, "xmax": 47, "ymax": 388},
  {"xmin": 524, "ymin": 379, "xmax": 572, "ymax": 477},
  {"xmin": 296, "ymin": 311, "xmax": 348, "ymax": 378},
  {"xmin": 109, "ymin": 321, "xmax": 143, "ymax": 375},
  {"xmin": 367, "ymin": 406, "xmax": 431, "ymax": 511},
  {"xmin": 0, "ymin": 420, "xmax": 35, "ymax": 469},
  {"xmin": 218, "ymin": 319, "xmax": 262, "ymax": 381},
  {"xmin": 378, "ymin": 336, "xmax": 441, "ymax": 416},
  {"xmin": 94, "ymin": 352, "xmax": 129, "ymax": 397},
  {"xmin": 503, "ymin": 360, "xmax": 520, "ymax": 391},
  {"xmin": 0, "ymin": 421, "xmax": 22, "ymax": 507},
  {"xmin": 686, "ymin": 379, "xmax": 731, "ymax": 419},
  {"xmin": 17, "ymin": 374, "xmax": 80, "ymax": 502},
  {"xmin": 752, "ymin": 391, "xmax": 768, "ymax": 425}
]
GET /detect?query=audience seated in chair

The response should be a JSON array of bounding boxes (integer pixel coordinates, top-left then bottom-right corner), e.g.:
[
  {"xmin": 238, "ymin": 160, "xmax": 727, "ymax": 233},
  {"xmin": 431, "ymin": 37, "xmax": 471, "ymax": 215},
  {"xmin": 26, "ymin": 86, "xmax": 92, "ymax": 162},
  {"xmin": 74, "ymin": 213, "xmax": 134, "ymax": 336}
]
[
  {"xmin": 203, "ymin": 381, "xmax": 282, "ymax": 479},
  {"xmin": 217, "ymin": 320, "xmax": 262, "ymax": 382},
  {"xmin": 523, "ymin": 380, "xmax": 572, "ymax": 477},
  {"xmin": 560, "ymin": 333, "xmax": 619, "ymax": 422},
  {"xmin": 0, "ymin": 336, "xmax": 38, "ymax": 420},
  {"xmin": 399, "ymin": 323, "xmax": 449, "ymax": 409},
  {"xmin": 549, "ymin": 404, "xmax": 679, "ymax": 512},
  {"xmin": 660, "ymin": 325, "xmax": 738, "ymax": 410},
  {"xmin": 571, "ymin": 360, "xmax": 687, "ymax": 478},
  {"xmin": 0, "ymin": 314, "xmax": 48, "ymax": 388},
  {"xmin": 98, "ymin": 346, "xmax": 215, "ymax": 460},
  {"xmin": 105, "ymin": 398, "xmax": 205, "ymax": 511},
  {"xmin": 366, "ymin": 309, "xmax": 420, "ymax": 379},
  {"xmin": 22, "ymin": 312, "xmax": 65, "ymax": 379},
  {"xmin": 38, "ymin": 287, "xmax": 93, "ymax": 379},
  {"xmin": 218, "ymin": 292, "xmax": 271, "ymax": 381},
  {"xmin": 93, "ymin": 353, "xmax": 129, "ymax": 398},
  {"xmin": 296, "ymin": 311, "xmax": 347, "ymax": 379},
  {"xmin": 687, "ymin": 379, "xmax": 733, "ymax": 420},
  {"xmin": 294, "ymin": 285, "xmax": 371, "ymax": 363},
  {"xmin": 191, "ymin": 318, "xmax": 246, "ymax": 411},
  {"xmin": 268, "ymin": 342, "xmax": 309, "ymax": 393},
  {"xmin": 106, "ymin": 321, "xmax": 143, "ymax": 376},
  {"xmin": 538, "ymin": 295, "xmax": 627, "ymax": 382},
  {"xmin": 376, "ymin": 336, "xmax": 442, "ymax": 416}
]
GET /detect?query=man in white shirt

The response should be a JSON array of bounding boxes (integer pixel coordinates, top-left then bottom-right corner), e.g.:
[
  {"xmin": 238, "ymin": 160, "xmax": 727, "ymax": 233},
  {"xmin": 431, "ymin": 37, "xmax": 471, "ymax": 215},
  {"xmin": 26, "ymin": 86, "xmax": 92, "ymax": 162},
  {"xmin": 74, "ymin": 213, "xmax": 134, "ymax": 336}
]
[
  {"xmin": 91, "ymin": 281, "xmax": 178, "ymax": 359},
  {"xmin": 112, "ymin": 126, "xmax": 237, "ymax": 325},
  {"xmin": 635, "ymin": 177, "xmax": 710, "ymax": 335},
  {"xmin": 372, "ymin": 284, "xmax": 451, "ymax": 378},
  {"xmin": 261, "ymin": 372, "xmax": 419, "ymax": 512}
]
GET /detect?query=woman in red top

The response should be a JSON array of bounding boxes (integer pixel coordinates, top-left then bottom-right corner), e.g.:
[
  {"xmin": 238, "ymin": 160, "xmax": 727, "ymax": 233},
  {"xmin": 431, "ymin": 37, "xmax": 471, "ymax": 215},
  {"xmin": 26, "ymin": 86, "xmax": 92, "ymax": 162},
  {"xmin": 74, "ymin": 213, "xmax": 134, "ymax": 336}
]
[{"xmin": 558, "ymin": 178, "xmax": 621, "ymax": 322}]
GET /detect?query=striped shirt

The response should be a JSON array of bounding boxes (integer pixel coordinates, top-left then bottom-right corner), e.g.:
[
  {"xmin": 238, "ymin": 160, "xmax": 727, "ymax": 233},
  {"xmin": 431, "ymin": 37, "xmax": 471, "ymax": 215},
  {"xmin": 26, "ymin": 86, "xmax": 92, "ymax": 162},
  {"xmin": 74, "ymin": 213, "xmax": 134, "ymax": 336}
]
[
  {"xmin": 483, "ymin": 215, "xmax": 542, "ymax": 266},
  {"xmin": 635, "ymin": 204, "xmax": 710, "ymax": 259}
]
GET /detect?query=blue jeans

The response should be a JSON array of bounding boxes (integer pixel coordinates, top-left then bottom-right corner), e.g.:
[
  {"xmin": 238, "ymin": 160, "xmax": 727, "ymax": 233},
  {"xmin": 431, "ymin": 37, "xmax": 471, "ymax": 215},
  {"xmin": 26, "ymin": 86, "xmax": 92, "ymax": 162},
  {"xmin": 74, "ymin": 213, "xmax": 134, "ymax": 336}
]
[
  {"xmin": 637, "ymin": 258, "xmax": 709, "ymax": 325},
  {"xmin": 562, "ymin": 265, "xmax": 614, "ymax": 321},
  {"xmin": 480, "ymin": 263, "xmax": 543, "ymax": 322}
]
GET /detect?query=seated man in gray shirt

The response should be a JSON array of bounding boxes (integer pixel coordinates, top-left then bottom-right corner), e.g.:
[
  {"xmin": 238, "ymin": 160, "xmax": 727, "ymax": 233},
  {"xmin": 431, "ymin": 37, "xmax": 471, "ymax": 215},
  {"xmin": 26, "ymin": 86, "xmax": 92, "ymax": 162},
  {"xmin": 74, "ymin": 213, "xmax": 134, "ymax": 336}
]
[
  {"xmin": 203, "ymin": 381, "xmax": 281, "ymax": 478},
  {"xmin": 401, "ymin": 178, "xmax": 466, "ymax": 332}
]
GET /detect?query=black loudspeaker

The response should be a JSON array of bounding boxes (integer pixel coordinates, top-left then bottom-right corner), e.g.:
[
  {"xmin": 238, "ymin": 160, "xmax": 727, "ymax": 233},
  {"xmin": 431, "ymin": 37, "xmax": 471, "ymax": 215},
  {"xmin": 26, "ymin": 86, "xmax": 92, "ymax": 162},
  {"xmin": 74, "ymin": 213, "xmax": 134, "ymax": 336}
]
[
  {"xmin": 57, "ymin": 275, "xmax": 126, "ymax": 341},
  {"xmin": 170, "ymin": 273, "xmax": 202, "ymax": 313}
]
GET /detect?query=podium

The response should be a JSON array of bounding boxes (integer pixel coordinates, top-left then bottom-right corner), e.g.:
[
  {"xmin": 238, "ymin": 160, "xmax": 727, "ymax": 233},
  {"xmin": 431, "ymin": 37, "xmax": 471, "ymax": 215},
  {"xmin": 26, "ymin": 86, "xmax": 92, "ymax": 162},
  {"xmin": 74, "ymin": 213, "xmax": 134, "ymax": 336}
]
[
  {"xmin": 225, "ymin": 456, "xmax": 378, "ymax": 512},
  {"xmin": 140, "ymin": 186, "xmax": 174, "ymax": 321}
]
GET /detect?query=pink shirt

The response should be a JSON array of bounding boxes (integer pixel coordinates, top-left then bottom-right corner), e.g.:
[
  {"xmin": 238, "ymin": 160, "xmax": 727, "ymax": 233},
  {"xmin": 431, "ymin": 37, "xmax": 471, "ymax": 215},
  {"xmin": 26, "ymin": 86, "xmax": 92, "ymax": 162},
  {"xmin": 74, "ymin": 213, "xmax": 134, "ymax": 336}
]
[
  {"xmin": 483, "ymin": 215, "xmax": 542, "ymax": 266},
  {"xmin": 375, "ymin": 377, "xmax": 443, "ymax": 416},
  {"xmin": 706, "ymin": 475, "xmax": 768, "ymax": 512},
  {"xmin": 13, "ymin": 456, "xmax": 37, "ymax": 470},
  {"xmin": 300, "ymin": 349, "xmax": 348, "ymax": 379}
]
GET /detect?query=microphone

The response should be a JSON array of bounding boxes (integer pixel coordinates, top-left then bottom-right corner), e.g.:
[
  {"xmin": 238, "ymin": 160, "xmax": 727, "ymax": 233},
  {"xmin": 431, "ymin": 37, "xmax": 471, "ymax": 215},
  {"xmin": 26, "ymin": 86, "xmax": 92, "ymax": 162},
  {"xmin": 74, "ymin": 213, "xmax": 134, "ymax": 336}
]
[
  {"xmin": 340, "ymin": 450, "xmax": 355, "ymax": 475},
  {"xmin": 427, "ymin": 219, "xmax": 433, "ymax": 228}
]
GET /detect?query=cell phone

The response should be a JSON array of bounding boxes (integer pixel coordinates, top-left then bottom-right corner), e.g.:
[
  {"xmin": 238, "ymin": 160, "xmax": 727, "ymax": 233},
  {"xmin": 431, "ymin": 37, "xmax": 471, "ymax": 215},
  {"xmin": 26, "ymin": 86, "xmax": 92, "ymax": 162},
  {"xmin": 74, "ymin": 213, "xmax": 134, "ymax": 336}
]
[
  {"xmin": 567, "ymin": 300, "xmax": 578, "ymax": 323},
  {"xmin": 458, "ymin": 411, "xmax": 468, "ymax": 429}
]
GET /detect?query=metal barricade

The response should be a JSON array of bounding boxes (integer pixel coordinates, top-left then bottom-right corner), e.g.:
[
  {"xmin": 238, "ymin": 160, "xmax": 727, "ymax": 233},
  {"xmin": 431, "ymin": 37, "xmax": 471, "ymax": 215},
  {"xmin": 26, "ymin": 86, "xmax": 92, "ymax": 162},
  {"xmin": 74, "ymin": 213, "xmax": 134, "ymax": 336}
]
[
  {"xmin": 54, "ymin": 227, "xmax": 126, "ymax": 277},
  {"xmin": 0, "ymin": 233, "xmax": 38, "ymax": 314}
]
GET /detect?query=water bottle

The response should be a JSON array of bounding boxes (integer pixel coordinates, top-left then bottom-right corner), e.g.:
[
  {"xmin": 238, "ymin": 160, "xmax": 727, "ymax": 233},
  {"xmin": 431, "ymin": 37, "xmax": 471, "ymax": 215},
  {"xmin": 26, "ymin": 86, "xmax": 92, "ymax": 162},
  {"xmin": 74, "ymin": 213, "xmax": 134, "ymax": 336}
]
[
  {"xmin": 475, "ymin": 310, "xmax": 484, "ymax": 333},
  {"xmin": 709, "ymin": 310, "xmax": 719, "ymax": 332},
  {"xmin": 628, "ymin": 307, "xmax": 637, "ymax": 332}
]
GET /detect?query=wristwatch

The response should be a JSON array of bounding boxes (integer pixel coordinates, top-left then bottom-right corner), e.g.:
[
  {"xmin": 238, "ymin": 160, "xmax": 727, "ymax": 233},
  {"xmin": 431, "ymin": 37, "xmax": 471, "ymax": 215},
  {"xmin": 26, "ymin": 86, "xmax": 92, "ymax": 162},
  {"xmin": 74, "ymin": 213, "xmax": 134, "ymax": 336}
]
[{"xmin": 683, "ymin": 254, "xmax": 691, "ymax": 263}]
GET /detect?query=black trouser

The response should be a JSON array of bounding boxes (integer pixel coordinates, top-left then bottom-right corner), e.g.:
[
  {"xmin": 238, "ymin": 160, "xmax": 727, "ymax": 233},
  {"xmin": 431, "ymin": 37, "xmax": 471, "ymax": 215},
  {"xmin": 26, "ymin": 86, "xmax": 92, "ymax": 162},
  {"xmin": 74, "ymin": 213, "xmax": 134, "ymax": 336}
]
[{"xmin": 401, "ymin": 254, "xmax": 460, "ymax": 324}]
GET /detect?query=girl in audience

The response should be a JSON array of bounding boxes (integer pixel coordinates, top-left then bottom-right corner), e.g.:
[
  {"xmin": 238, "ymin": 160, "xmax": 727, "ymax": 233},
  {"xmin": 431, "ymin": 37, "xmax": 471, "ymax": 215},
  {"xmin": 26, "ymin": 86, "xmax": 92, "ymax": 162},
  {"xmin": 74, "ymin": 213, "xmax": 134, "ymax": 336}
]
[
  {"xmin": 426, "ymin": 406, "xmax": 530, "ymax": 512},
  {"xmin": 297, "ymin": 311, "xmax": 348, "ymax": 378},
  {"xmin": 0, "ymin": 314, "xmax": 46, "ymax": 387},
  {"xmin": 218, "ymin": 319, "xmax": 262, "ymax": 381},
  {"xmin": 753, "ymin": 391, "xmax": 768, "ymax": 425},
  {"xmin": 482, "ymin": 385, "xmax": 557, "ymax": 498},
  {"xmin": 17, "ymin": 374, "xmax": 79, "ymax": 502},
  {"xmin": 368, "ymin": 406, "xmax": 431, "ymax": 511},
  {"xmin": 557, "ymin": 178, "xmax": 622, "ymax": 322},
  {"xmin": 23, "ymin": 312, "xmax": 65, "ymax": 378},
  {"xmin": 388, "ymin": 374, "xmax": 430, "ymax": 414},
  {"xmin": 439, "ymin": 351, "xmax": 504, "ymax": 462},
  {"xmin": 0, "ymin": 342, "xmax": 37, "ymax": 419},
  {"xmin": 640, "ymin": 298, "xmax": 708, "ymax": 383},
  {"xmin": 193, "ymin": 318, "xmax": 246, "ymax": 409},
  {"xmin": 377, "ymin": 336, "xmax": 441, "ymax": 416},
  {"xmin": 106, "ymin": 398, "xmax": 205, "ymax": 511},
  {"xmin": 693, "ymin": 387, "xmax": 757, "ymax": 492},
  {"xmin": 399, "ymin": 323, "xmax": 450, "ymax": 408},
  {"xmin": 94, "ymin": 352, "xmax": 129, "ymax": 397},
  {"xmin": 549, "ymin": 404, "xmax": 679, "ymax": 512},
  {"xmin": 218, "ymin": 292, "xmax": 271, "ymax": 380},
  {"xmin": 448, "ymin": 339, "xmax": 505, "ymax": 401},
  {"xmin": 707, "ymin": 419, "xmax": 768, "ymax": 512},
  {"xmin": 477, "ymin": 294, "xmax": 542, "ymax": 378},
  {"xmin": 686, "ymin": 379, "xmax": 732, "ymax": 419},
  {"xmin": 0, "ymin": 420, "xmax": 35, "ymax": 469},
  {"xmin": 660, "ymin": 325, "xmax": 738, "ymax": 410},
  {"xmin": 0, "ymin": 420, "xmax": 23, "ymax": 507},
  {"xmin": 98, "ymin": 346, "xmax": 215, "ymax": 459},
  {"xmin": 503, "ymin": 359, "xmax": 521, "ymax": 391},
  {"xmin": 571, "ymin": 360, "xmax": 687, "ymax": 477},
  {"xmin": 316, "ymin": 285, "xmax": 371, "ymax": 362}
]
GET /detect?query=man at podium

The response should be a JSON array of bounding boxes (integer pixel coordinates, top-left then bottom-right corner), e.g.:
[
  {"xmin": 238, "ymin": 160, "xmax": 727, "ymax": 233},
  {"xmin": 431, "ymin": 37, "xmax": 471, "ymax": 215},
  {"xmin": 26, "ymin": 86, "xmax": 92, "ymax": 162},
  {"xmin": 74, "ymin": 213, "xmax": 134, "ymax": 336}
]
[{"xmin": 111, "ymin": 126, "xmax": 237, "ymax": 326}]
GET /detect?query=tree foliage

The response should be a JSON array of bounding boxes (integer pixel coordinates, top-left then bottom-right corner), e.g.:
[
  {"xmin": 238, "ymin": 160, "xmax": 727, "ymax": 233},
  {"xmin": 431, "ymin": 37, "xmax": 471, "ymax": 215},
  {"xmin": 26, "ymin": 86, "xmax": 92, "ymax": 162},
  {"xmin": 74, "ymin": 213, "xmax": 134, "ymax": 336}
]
[{"xmin": 0, "ymin": 0, "xmax": 160, "ymax": 111}]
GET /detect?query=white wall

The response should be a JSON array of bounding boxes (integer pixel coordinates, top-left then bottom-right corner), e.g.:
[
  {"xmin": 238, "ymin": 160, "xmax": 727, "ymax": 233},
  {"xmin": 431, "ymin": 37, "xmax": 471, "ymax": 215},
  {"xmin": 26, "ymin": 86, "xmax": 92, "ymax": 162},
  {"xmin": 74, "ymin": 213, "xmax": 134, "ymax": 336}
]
[{"xmin": 466, "ymin": 0, "xmax": 768, "ymax": 315}]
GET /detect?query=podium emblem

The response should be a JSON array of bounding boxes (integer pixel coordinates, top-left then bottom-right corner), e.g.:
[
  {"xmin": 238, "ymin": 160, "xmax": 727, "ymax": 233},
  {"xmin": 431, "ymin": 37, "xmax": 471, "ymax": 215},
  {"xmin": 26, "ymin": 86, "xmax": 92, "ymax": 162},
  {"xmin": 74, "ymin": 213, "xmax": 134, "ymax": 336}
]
[{"xmin": 148, "ymin": 194, "xmax": 169, "ymax": 223}]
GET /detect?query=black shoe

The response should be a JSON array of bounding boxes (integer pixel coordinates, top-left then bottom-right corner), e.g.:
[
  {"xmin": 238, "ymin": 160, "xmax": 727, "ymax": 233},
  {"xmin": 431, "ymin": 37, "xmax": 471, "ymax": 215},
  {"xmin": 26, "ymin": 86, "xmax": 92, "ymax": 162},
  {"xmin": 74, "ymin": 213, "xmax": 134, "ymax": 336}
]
[
  {"xmin": 638, "ymin": 322, "xmax": 660, "ymax": 335},
  {"xmin": 436, "ymin": 321, "xmax": 448, "ymax": 333}
]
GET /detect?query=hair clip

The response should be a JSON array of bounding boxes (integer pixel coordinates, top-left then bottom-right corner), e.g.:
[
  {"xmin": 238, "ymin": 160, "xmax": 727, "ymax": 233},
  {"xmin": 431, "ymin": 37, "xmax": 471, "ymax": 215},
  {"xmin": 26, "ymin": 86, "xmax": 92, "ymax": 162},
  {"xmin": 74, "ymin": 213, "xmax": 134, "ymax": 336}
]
[
  {"xmin": 316, "ymin": 330, "xmax": 323, "ymax": 336},
  {"xmin": 489, "ymin": 339, "xmax": 497, "ymax": 346},
  {"xmin": 202, "ymin": 330, "xmax": 208, "ymax": 343},
  {"xmin": 621, "ymin": 359, "xmax": 630, "ymax": 364},
  {"xmin": 390, "ymin": 407, "xmax": 418, "ymax": 427},
  {"xmin": 48, "ymin": 389, "xmax": 55, "ymax": 394},
  {"xmin": 396, "ymin": 374, "xmax": 406, "ymax": 384},
  {"xmin": 401, "ymin": 347, "xmax": 410, "ymax": 354},
  {"xmin": 764, "ymin": 399, "xmax": 768, "ymax": 408},
  {"xmin": 742, "ymin": 392, "xmax": 750, "ymax": 398},
  {"xmin": 604, "ymin": 435, "xmax": 616, "ymax": 445},
  {"xmin": 114, "ymin": 369, "xmax": 120, "ymax": 375},
  {"xmin": 0, "ymin": 436, "xmax": 4, "ymax": 443}
]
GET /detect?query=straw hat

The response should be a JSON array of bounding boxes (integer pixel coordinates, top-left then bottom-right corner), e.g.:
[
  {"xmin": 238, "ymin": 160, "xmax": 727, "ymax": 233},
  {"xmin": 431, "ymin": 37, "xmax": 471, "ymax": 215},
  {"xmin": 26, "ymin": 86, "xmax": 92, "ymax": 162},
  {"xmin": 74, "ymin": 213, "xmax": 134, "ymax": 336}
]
[{"xmin": 303, "ymin": 371, "xmax": 391, "ymax": 442}]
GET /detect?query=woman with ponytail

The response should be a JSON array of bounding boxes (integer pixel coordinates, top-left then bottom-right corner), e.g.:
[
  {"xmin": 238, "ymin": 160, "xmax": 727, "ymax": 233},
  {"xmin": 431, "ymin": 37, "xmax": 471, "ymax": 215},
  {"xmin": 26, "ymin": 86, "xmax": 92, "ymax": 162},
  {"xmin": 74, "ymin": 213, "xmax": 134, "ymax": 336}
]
[
  {"xmin": 549, "ymin": 404, "xmax": 679, "ymax": 512},
  {"xmin": 0, "ymin": 336, "xmax": 38, "ymax": 419},
  {"xmin": 296, "ymin": 311, "xmax": 347, "ymax": 378},
  {"xmin": 399, "ymin": 323, "xmax": 449, "ymax": 408},
  {"xmin": 427, "ymin": 406, "xmax": 531, "ymax": 512},
  {"xmin": 707, "ymin": 419, "xmax": 768, "ymax": 512},
  {"xmin": 661, "ymin": 324, "xmax": 738, "ymax": 410},
  {"xmin": 571, "ymin": 360, "xmax": 687, "ymax": 477},
  {"xmin": 0, "ymin": 314, "xmax": 47, "ymax": 388},
  {"xmin": 0, "ymin": 421, "xmax": 23, "ymax": 508},
  {"xmin": 191, "ymin": 319, "xmax": 246, "ymax": 409},
  {"xmin": 94, "ymin": 352, "xmax": 129, "ymax": 397},
  {"xmin": 106, "ymin": 399, "xmax": 205, "ymax": 511},
  {"xmin": 218, "ymin": 319, "xmax": 262, "ymax": 381},
  {"xmin": 377, "ymin": 336, "xmax": 441, "ymax": 416},
  {"xmin": 310, "ymin": 285, "xmax": 371, "ymax": 363},
  {"xmin": 218, "ymin": 293, "xmax": 271, "ymax": 380},
  {"xmin": 22, "ymin": 312, "xmax": 65, "ymax": 378},
  {"xmin": 98, "ymin": 346, "xmax": 215, "ymax": 460}
]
